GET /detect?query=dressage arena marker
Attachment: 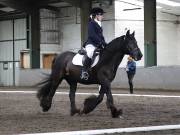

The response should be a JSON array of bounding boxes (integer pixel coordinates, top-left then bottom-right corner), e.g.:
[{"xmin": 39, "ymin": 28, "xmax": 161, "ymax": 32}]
[
  {"xmin": 20, "ymin": 124, "xmax": 180, "ymax": 135},
  {"xmin": 1, "ymin": 90, "xmax": 180, "ymax": 98}
]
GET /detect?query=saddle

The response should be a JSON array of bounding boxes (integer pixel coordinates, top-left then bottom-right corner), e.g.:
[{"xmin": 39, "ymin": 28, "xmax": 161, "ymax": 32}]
[{"xmin": 72, "ymin": 48, "xmax": 100, "ymax": 67}]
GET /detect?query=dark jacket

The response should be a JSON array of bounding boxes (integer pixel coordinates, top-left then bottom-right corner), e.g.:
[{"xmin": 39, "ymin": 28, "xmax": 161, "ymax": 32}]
[
  {"xmin": 126, "ymin": 61, "xmax": 136, "ymax": 74},
  {"xmin": 85, "ymin": 20, "xmax": 106, "ymax": 48}
]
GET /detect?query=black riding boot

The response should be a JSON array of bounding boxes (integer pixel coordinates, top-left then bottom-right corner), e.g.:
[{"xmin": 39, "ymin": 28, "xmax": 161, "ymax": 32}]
[{"xmin": 81, "ymin": 57, "xmax": 92, "ymax": 80}]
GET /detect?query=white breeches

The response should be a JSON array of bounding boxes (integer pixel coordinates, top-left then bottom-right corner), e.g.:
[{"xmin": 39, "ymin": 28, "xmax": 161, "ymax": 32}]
[{"xmin": 85, "ymin": 44, "xmax": 96, "ymax": 58}]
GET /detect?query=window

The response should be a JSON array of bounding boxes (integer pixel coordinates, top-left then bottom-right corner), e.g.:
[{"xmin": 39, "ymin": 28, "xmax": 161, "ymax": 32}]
[{"xmin": 43, "ymin": 53, "xmax": 57, "ymax": 69}]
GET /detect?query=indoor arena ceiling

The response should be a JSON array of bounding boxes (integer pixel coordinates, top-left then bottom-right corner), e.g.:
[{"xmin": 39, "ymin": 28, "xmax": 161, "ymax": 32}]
[
  {"xmin": 137, "ymin": 0, "xmax": 180, "ymax": 16},
  {"xmin": 156, "ymin": 0, "xmax": 180, "ymax": 15},
  {"xmin": 0, "ymin": 0, "xmax": 179, "ymax": 16},
  {"xmin": 0, "ymin": 0, "xmax": 107, "ymax": 14},
  {"xmin": 0, "ymin": 0, "xmax": 79, "ymax": 13}
]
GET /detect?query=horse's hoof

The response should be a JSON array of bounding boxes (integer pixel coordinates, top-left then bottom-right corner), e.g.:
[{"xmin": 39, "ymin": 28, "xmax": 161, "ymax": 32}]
[
  {"xmin": 118, "ymin": 109, "xmax": 123, "ymax": 117},
  {"xmin": 112, "ymin": 109, "xmax": 123, "ymax": 118},
  {"xmin": 40, "ymin": 97, "xmax": 52, "ymax": 112},
  {"xmin": 70, "ymin": 109, "xmax": 81, "ymax": 116},
  {"xmin": 41, "ymin": 102, "xmax": 51, "ymax": 112},
  {"xmin": 42, "ymin": 107, "xmax": 50, "ymax": 112}
]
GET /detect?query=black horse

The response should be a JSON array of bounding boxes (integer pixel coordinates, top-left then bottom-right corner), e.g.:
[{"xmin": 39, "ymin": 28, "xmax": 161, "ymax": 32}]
[{"xmin": 37, "ymin": 30, "xmax": 142, "ymax": 118}]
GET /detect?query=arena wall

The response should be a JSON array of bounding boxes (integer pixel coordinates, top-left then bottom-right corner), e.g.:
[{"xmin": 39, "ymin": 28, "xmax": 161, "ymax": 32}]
[{"xmin": 17, "ymin": 66, "xmax": 180, "ymax": 90}]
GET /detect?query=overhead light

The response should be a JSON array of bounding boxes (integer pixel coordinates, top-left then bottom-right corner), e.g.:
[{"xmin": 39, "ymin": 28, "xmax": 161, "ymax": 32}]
[
  {"xmin": 119, "ymin": 0, "xmax": 143, "ymax": 6},
  {"xmin": 118, "ymin": 0, "xmax": 162, "ymax": 9},
  {"xmin": 157, "ymin": 0, "xmax": 180, "ymax": 7},
  {"xmin": 0, "ymin": 7, "xmax": 15, "ymax": 12},
  {"xmin": 123, "ymin": 8, "xmax": 142, "ymax": 11}
]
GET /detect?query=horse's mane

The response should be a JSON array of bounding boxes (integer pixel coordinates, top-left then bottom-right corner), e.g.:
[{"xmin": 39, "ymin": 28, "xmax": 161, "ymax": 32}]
[
  {"xmin": 97, "ymin": 35, "xmax": 125, "ymax": 65},
  {"xmin": 106, "ymin": 35, "xmax": 125, "ymax": 52}
]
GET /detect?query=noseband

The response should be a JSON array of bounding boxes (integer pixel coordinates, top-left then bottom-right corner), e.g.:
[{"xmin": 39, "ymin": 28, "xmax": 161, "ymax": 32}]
[{"xmin": 130, "ymin": 47, "xmax": 140, "ymax": 55}]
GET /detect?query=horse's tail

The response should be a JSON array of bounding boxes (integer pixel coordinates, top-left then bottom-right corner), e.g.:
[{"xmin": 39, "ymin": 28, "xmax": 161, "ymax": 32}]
[
  {"xmin": 36, "ymin": 74, "xmax": 53, "ymax": 100},
  {"xmin": 36, "ymin": 56, "xmax": 57, "ymax": 100}
]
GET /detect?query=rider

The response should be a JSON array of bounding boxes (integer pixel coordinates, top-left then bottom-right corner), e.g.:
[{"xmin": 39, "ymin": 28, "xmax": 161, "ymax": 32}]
[{"xmin": 81, "ymin": 7, "xmax": 107, "ymax": 80}]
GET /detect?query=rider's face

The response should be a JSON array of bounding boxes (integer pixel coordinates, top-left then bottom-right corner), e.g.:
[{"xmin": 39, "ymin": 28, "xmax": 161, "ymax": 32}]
[{"xmin": 96, "ymin": 14, "xmax": 104, "ymax": 21}]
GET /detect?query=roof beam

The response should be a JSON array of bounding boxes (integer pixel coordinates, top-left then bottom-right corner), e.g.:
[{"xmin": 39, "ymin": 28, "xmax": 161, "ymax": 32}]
[
  {"xmin": 43, "ymin": 5, "xmax": 60, "ymax": 11},
  {"xmin": 0, "ymin": 0, "xmax": 81, "ymax": 12},
  {"xmin": 64, "ymin": 0, "xmax": 80, "ymax": 7},
  {"xmin": 0, "ymin": 0, "xmax": 38, "ymax": 13}
]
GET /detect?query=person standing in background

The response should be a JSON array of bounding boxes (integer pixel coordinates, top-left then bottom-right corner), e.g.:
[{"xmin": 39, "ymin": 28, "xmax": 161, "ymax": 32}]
[{"xmin": 126, "ymin": 56, "xmax": 136, "ymax": 94}]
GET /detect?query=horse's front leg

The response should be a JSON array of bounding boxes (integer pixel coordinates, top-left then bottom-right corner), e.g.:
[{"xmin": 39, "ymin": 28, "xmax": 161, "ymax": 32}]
[
  {"xmin": 104, "ymin": 81, "xmax": 122, "ymax": 118},
  {"xmin": 81, "ymin": 88, "xmax": 105, "ymax": 114},
  {"xmin": 81, "ymin": 92, "xmax": 105, "ymax": 114},
  {"xmin": 69, "ymin": 83, "xmax": 80, "ymax": 116}
]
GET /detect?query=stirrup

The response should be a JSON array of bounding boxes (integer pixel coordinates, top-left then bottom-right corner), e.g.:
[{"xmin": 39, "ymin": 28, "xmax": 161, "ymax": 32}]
[{"xmin": 81, "ymin": 71, "xmax": 89, "ymax": 80}]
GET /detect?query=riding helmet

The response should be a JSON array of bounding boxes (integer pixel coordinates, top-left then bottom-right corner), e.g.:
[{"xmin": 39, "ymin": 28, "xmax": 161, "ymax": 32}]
[{"xmin": 90, "ymin": 7, "xmax": 105, "ymax": 16}]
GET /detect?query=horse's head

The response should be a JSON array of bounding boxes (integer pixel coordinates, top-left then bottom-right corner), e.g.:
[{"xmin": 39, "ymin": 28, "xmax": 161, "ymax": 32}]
[{"xmin": 124, "ymin": 30, "xmax": 143, "ymax": 61}]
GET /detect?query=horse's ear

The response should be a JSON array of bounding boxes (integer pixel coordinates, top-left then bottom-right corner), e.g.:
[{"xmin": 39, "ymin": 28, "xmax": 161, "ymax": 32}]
[
  {"xmin": 126, "ymin": 30, "xmax": 130, "ymax": 37},
  {"xmin": 132, "ymin": 31, "xmax": 135, "ymax": 37}
]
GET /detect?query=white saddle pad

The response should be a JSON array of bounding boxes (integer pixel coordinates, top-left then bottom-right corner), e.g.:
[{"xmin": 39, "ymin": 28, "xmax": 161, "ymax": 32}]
[{"xmin": 72, "ymin": 53, "xmax": 99, "ymax": 67}]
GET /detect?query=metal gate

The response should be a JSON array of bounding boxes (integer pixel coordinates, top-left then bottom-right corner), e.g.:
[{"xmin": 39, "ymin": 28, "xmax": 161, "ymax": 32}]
[{"xmin": 0, "ymin": 18, "xmax": 27, "ymax": 86}]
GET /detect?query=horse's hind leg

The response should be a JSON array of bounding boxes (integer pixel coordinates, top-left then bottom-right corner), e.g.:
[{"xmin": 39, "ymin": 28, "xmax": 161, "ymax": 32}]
[
  {"xmin": 81, "ymin": 93, "xmax": 105, "ymax": 115},
  {"xmin": 81, "ymin": 87, "xmax": 105, "ymax": 114},
  {"xmin": 67, "ymin": 82, "xmax": 80, "ymax": 116}
]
